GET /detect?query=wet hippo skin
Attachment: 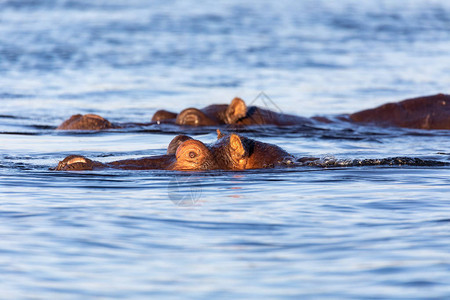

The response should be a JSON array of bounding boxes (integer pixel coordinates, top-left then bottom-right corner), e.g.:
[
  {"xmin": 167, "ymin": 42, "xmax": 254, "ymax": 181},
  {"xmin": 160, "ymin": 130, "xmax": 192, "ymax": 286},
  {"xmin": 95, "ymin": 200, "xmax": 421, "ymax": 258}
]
[
  {"xmin": 54, "ymin": 130, "xmax": 295, "ymax": 171},
  {"xmin": 348, "ymin": 94, "xmax": 450, "ymax": 130},
  {"xmin": 56, "ymin": 94, "xmax": 450, "ymax": 130}
]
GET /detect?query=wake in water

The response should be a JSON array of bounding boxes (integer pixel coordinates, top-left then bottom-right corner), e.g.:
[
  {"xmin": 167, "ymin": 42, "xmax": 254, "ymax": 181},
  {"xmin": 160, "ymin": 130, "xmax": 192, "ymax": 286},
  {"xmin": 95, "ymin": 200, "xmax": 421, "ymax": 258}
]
[{"xmin": 297, "ymin": 156, "xmax": 449, "ymax": 168}]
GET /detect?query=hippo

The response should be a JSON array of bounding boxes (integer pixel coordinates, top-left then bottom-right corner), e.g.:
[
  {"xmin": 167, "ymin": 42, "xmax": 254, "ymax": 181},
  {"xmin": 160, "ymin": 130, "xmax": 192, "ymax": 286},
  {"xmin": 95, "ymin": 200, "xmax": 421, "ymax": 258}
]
[
  {"xmin": 53, "ymin": 130, "xmax": 295, "ymax": 171},
  {"xmin": 53, "ymin": 130, "xmax": 445, "ymax": 171},
  {"xmin": 56, "ymin": 97, "xmax": 310, "ymax": 130},
  {"xmin": 56, "ymin": 94, "xmax": 450, "ymax": 130},
  {"xmin": 347, "ymin": 94, "xmax": 450, "ymax": 129}
]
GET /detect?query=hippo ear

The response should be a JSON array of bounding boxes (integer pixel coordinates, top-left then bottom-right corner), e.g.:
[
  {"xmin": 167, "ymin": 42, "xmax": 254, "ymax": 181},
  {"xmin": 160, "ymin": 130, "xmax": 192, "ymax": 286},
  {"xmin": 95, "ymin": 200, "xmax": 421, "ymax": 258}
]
[
  {"xmin": 229, "ymin": 134, "xmax": 245, "ymax": 159},
  {"xmin": 225, "ymin": 97, "xmax": 247, "ymax": 124}
]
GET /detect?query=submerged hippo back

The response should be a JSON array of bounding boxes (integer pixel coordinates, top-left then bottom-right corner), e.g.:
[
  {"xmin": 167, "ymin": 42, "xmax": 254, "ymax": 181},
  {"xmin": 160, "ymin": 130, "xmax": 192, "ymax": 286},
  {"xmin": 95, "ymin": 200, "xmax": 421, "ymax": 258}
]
[{"xmin": 349, "ymin": 94, "xmax": 450, "ymax": 129}]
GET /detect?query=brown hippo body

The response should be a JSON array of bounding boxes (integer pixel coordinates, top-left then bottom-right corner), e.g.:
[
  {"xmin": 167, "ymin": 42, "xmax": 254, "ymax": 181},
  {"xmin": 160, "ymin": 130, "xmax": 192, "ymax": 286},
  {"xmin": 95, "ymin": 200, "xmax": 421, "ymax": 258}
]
[
  {"xmin": 349, "ymin": 94, "xmax": 450, "ymax": 130},
  {"xmin": 54, "ymin": 130, "xmax": 294, "ymax": 171},
  {"xmin": 57, "ymin": 94, "xmax": 450, "ymax": 130}
]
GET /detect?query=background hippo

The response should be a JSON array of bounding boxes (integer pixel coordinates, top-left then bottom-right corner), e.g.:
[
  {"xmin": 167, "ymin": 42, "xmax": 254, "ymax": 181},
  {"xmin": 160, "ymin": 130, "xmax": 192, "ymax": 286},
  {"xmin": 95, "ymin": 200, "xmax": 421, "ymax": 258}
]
[
  {"xmin": 348, "ymin": 94, "xmax": 450, "ymax": 130},
  {"xmin": 56, "ymin": 97, "xmax": 311, "ymax": 130},
  {"xmin": 57, "ymin": 94, "xmax": 450, "ymax": 130}
]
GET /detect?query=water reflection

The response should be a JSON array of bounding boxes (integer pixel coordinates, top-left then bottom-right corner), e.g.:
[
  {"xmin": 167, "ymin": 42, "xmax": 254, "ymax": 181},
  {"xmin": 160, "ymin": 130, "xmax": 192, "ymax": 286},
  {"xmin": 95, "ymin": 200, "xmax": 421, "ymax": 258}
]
[{"xmin": 167, "ymin": 174, "xmax": 205, "ymax": 207}]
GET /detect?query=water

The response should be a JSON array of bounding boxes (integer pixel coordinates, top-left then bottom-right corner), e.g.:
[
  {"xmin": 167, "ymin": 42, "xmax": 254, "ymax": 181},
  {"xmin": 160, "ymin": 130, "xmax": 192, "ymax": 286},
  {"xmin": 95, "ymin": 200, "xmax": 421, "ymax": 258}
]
[{"xmin": 1, "ymin": 0, "xmax": 450, "ymax": 298}]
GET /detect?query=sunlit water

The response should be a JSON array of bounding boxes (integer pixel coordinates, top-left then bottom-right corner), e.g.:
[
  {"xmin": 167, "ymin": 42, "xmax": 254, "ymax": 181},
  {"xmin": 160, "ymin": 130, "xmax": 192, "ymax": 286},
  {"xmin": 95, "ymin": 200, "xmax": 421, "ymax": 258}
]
[{"xmin": 1, "ymin": 0, "xmax": 450, "ymax": 299}]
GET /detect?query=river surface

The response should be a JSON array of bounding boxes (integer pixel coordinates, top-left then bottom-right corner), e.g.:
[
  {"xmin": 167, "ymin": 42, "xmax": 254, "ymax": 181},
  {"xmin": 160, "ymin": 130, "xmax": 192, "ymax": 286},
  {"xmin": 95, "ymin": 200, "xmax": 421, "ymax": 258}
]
[{"xmin": 1, "ymin": 0, "xmax": 450, "ymax": 299}]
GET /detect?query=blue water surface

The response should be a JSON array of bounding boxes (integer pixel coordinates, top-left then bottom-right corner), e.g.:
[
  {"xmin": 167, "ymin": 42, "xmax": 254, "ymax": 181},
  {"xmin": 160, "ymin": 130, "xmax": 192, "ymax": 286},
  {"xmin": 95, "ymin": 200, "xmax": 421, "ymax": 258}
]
[{"xmin": 1, "ymin": 0, "xmax": 450, "ymax": 299}]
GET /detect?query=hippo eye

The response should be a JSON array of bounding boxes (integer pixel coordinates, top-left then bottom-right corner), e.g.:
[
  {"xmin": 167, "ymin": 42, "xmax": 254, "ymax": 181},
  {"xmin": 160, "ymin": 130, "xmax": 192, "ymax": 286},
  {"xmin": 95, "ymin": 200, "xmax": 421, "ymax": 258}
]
[{"xmin": 189, "ymin": 151, "xmax": 197, "ymax": 158}]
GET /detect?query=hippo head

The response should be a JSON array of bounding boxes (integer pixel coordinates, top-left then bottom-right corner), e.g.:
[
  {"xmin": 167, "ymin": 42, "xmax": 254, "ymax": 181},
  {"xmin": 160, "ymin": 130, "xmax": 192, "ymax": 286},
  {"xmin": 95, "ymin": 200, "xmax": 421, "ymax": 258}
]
[
  {"xmin": 167, "ymin": 131, "xmax": 260, "ymax": 171},
  {"xmin": 172, "ymin": 139, "xmax": 219, "ymax": 170},
  {"xmin": 169, "ymin": 132, "xmax": 250, "ymax": 170},
  {"xmin": 208, "ymin": 132, "xmax": 254, "ymax": 170},
  {"xmin": 175, "ymin": 108, "xmax": 218, "ymax": 126},
  {"xmin": 211, "ymin": 130, "xmax": 294, "ymax": 170}
]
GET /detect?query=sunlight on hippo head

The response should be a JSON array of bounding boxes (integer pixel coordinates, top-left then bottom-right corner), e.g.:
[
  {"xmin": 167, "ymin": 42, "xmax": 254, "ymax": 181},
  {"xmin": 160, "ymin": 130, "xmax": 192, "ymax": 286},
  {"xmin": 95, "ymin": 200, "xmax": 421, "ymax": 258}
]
[{"xmin": 174, "ymin": 139, "xmax": 216, "ymax": 170}]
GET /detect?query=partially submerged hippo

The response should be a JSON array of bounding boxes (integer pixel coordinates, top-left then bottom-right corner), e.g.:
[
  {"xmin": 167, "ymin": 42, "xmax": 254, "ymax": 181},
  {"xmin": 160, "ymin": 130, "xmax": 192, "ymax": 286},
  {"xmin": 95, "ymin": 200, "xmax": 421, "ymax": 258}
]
[
  {"xmin": 56, "ymin": 94, "xmax": 450, "ymax": 130},
  {"xmin": 53, "ymin": 130, "xmax": 295, "ymax": 171},
  {"xmin": 348, "ymin": 94, "xmax": 450, "ymax": 129},
  {"xmin": 53, "ymin": 130, "xmax": 445, "ymax": 171},
  {"xmin": 57, "ymin": 97, "xmax": 310, "ymax": 130}
]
